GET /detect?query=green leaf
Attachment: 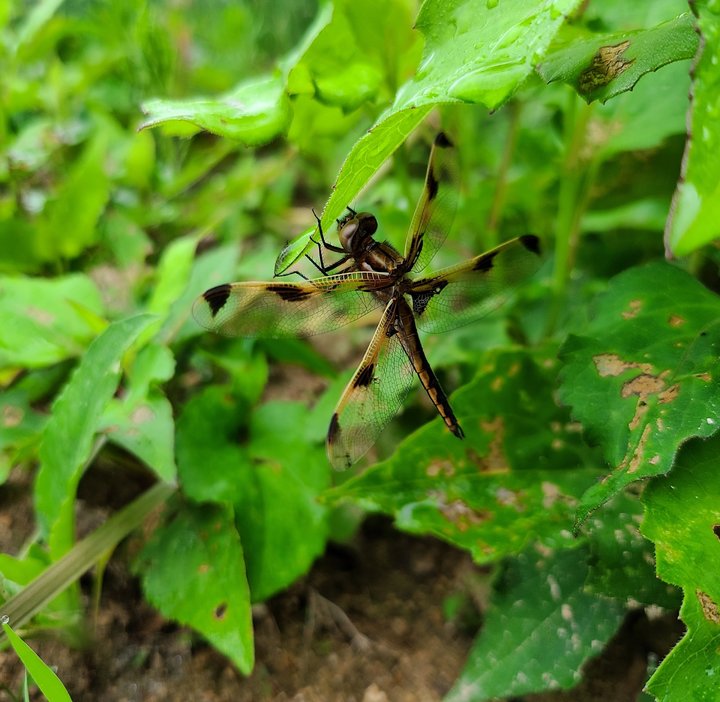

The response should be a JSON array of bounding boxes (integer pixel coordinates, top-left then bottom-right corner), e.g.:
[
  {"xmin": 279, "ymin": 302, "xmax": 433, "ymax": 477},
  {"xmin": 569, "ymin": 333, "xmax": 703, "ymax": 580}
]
[
  {"xmin": 102, "ymin": 393, "xmax": 176, "ymax": 482},
  {"xmin": 37, "ymin": 127, "xmax": 111, "ymax": 260},
  {"xmin": 642, "ymin": 435, "xmax": 720, "ymax": 608},
  {"xmin": 584, "ymin": 492, "xmax": 679, "ymax": 608},
  {"xmin": 177, "ymin": 387, "xmax": 330, "ymax": 600},
  {"xmin": 140, "ymin": 75, "xmax": 291, "ymax": 144},
  {"xmin": 398, "ymin": 0, "xmax": 583, "ymax": 111},
  {"xmin": 2, "ymin": 622, "xmax": 72, "ymax": 702},
  {"xmin": 176, "ymin": 386, "xmax": 252, "ymax": 504},
  {"xmin": 35, "ymin": 314, "xmax": 155, "ymax": 554},
  {"xmin": 0, "ymin": 274, "xmax": 104, "ymax": 369},
  {"xmin": 665, "ymin": 2, "xmax": 720, "ymax": 255},
  {"xmin": 645, "ymin": 588, "xmax": 720, "ymax": 701},
  {"xmin": 558, "ymin": 262, "xmax": 720, "ymax": 521},
  {"xmin": 134, "ymin": 502, "xmax": 254, "ymax": 674},
  {"xmin": 445, "ymin": 548, "xmax": 626, "ymax": 701},
  {"xmin": 239, "ymin": 401, "xmax": 330, "ymax": 600},
  {"xmin": 328, "ymin": 350, "xmax": 603, "ymax": 563},
  {"xmin": 538, "ymin": 13, "xmax": 698, "ymax": 103},
  {"xmin": 97, "ymin": 343, "xmax": 176, "ymax": 480}
]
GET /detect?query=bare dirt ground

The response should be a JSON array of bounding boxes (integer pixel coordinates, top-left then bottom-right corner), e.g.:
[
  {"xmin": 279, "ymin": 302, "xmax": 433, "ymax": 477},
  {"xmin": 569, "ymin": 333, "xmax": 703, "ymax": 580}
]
[{"xmin": 0, "ymin": 469, "xmax": 682, "ymax": 702}]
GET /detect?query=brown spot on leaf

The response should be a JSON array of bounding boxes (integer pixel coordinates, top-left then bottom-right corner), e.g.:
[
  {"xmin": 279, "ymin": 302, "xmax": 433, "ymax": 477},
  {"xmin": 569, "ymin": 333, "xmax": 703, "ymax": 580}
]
[
  {"xmin": 426, "ymin": 459, "xmax": 455, "ymax": 478},
  {"xmin": 2, "ymin": 405, "xmax": 23, "ymax": 428},
  {"xmin": 215, "ymin": 602, "xmax": 228, "ymax": 620},
  {"xmin": 713, "ymin": 524, "xmax": 720, "ymax": 540},
  {"xmin": 490, "ymin": 376, "xmax": 504, "ymax": 391},
  {"xmin": 697, "ymin": 590, "xmax": 720, "ymax": 625},
  {"xmin": 658, "ymin": 384, "xmax": 680, "ymax": 404},
  {"xmin": 438, "ymin": 499, "xmax": 488, "ymax": 532},
  {"xmin": 622, "ymin": 374, "xmax": 666, "ymax": 398},
  {"xmin": 593, "ymin": 353, "xmax": 653, "ymax": 377},
  {"xmin": 624, "ymin": 423, "xmax": 652, "ymax": 474},
  {"xmin": 198, "ymin": 564, "xmax": 210, "ymax": 574},
  {"xmin": 541, "ymin": 482, "xmax": 562, "ymax": 509},
  {"xmin": 621, "ymin": 299, "xmax": 643, "ymax": 320},
  {"xmin": 668, "ymin": 314, "xmax": 686, "ymax": 327},
  {"xmin": 695, "ymin": 372, "xmax": 712, "ymax": 383},
  {"xmin": 578, "ymin": 40, "xmax": 634, "ymax": 94},
  {"xmin": 469, "ymin": 417, "xmax": 508, "ymax": 473}
]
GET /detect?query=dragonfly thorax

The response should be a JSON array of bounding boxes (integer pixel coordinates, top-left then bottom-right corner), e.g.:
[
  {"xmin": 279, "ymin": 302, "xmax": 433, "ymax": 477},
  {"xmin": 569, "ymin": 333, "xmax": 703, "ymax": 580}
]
[{"xmin": 338, "ymin": 211, "xmax": 404, "ymax": 275}]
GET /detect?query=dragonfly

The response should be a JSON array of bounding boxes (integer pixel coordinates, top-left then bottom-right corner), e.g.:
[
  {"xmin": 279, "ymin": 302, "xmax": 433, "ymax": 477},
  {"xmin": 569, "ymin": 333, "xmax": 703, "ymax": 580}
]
[{"xmin": 193, "ymin": 133, "xmax": 542, "ymax": 470}]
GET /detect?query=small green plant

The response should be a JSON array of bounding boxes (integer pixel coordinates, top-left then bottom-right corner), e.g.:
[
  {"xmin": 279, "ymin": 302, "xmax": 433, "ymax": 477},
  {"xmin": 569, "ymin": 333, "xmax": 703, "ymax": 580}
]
[{"xmin": 1, "ymin": 0, "xmax": 718, "ymax": 699}]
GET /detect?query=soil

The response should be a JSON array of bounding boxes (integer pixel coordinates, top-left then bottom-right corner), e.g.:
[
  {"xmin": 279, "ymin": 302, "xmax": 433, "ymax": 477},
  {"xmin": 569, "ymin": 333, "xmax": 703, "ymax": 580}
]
[{"xmin": 0, "ymin": 469, "xmax": 683, "ymax": 702}]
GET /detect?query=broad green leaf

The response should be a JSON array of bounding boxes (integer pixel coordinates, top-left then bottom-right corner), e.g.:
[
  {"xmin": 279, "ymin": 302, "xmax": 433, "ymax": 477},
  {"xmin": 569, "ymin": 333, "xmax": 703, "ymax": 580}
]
[
  {"xmin": 101, "ymin": 394, "xmax": 176, "ymax": 482},
  {"xmin": 239, "ymin": 401, "xmax": 330, "ymax": 600},
  {"xmin": 665, "ymin": 2, "xmax": 720, "ymax": 255},
  {"xmin": 645, "ymin": 588, "xmax": 720, "ymax": 701},
  {"xmin": 558, "ymin": 262, "xmax": 720, "ymax": 521},
  {"xmin": 177, "ymin": 387, "xmax": 330, "ymax": 600},
  {"xmin": 37, "ymin": 128, "xmax": 111, "ymax": 261},
  {"xmin": 134, "ymin": 502, "xmax": 254, "ymax": 674},
  {"xmin": 277, "ymin": 0, "xmax": 581, "ymax": 271},
  {"xmin": 2, "ymin": 623, "xmax": 72, "ymax": 702},
  {"xmin": 35, "ymin": 315, "xmax": 155, "ymax": 554},
  {"xmin": 140, "ymin": 75, "xmax": 291, "ymax": 144},
  {"xmin": 584, "ymin": 493, "xmax": 679, "ymax": 608},
  {"xmin": 445, "ymin": 548, "xmax": 626, "ymax": 701},
  {"xmin": 642, "ymin": 436, "xmax": 720, "ymax": 609},
  {"xmin": 176, "ymin": 386, "xmax": 252, "ymax": 504},
  {"xmin": 328, "ymin": 350, "xmax": 603, "ymax": 563},
  {"xmin": 0, "ymin": 274, "xmax": 104, "ymax": 369},
  {"xmin": 538, "ymin": 13, "xmax": 698, "ymax": 103},
  {"xmin": 397, "ymin": 0, "xmax": 583, "ymax": 111}
]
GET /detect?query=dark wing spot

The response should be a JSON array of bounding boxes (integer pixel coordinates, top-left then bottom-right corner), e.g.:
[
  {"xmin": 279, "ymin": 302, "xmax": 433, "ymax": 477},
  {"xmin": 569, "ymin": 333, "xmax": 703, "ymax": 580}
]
[
  {"xmin": 473, "ymin": 251, "xmax": 499, "ymax": 272},
  {"xmin": 427, "ymin": 167, "xmax": 439, "ymax": 201},
  {"xmin": 353, "ymin": 363, "xmax": 375, "ymax": 388},
  {"xmin": 411, "ymin": 279, "xmax": 448, "ymax": 317},
  {"xmin": 328, "ymin": 412, "xmax": 341, "ymax": 444},
  {"xmin": 520, "ymin": 234, "xmax": 541, "ymax": 255},
  {"xmin": 203, "ymin": 283, "xmax": 232, "ymax": 317},
  {"xmin": 266, "ymin": 284, "xmax": 312, "ymax": 302},
  {"xmin": 435, "ymin": 132, "xmax": 453, "ymax": 149}
]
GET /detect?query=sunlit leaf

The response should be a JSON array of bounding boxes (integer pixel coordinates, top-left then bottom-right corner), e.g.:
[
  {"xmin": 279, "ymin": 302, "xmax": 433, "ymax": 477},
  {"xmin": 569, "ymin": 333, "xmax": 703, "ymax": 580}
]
[
  {"xmin": 558, "ymin": 262, "xmax": 720, "ymax": 521},
  {"xmin": 140, "ymin": 75, "xmax": 291, "ymax": 144}
]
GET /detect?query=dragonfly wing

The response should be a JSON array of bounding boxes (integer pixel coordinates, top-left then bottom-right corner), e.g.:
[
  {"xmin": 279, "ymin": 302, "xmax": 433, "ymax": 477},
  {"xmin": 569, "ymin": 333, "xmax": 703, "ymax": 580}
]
[
  {"xmin": 407, "ymin": 234, "xmax": 542, "ymax": 334},
  {"xmin": 193, "ymin": 271, "xmax": 391, "ymax": 338},
  {"xmin": 327, "ymin": 298, "xmax": 417, "ymax": 469},
  {"xmin": 403, "ymin": 132, "xmax": 459, "ymax": 276}
]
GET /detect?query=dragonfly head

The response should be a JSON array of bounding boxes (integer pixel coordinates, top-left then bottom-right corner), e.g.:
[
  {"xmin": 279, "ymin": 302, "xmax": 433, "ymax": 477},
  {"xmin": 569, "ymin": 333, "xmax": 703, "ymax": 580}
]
[{"xmin": 337, "ymin": 210, "xmax": 378, "ymax": 254}]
